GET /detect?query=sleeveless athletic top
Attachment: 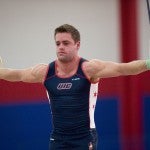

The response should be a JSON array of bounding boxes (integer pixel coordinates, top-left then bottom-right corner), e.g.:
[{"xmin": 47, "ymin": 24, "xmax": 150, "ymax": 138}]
[{"xmin": 44, "ymin": 58, "xmax": 98, "ymax": 136}]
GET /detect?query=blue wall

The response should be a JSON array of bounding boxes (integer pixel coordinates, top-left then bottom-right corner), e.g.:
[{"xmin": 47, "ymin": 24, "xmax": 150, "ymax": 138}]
[
  {"xmin": 0, "ymin": 103, "xmax": 51, "ymax": 150},
  {"xmin": 0, "ymin": 98, "xmax": 123, "ymax": 150},
  {"xmin": 95, "ymin": 98, "xmax": 120, "ymax": 150},
  {"xmin": 144, "ymin": 96, "xmax": 150, "ymax": 150}
]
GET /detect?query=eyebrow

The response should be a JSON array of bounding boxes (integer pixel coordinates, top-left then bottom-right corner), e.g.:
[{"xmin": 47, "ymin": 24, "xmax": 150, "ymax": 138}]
[{"xmin": 56, "ymin": 40, "xmax": 70, "ymax": 43}]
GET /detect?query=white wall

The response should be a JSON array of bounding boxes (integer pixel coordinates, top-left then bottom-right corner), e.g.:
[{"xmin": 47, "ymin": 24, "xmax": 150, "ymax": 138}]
[
  {"xmin": 138, "ymin": 0, "xmax": 150, "ymax": 59},
  {"xmin": 0, "ymin": 0, "xmax": 119, "ymax": 68},
  {"xmin": 0, "ymin": 0, "xmax": 149, "ymax": 69}
]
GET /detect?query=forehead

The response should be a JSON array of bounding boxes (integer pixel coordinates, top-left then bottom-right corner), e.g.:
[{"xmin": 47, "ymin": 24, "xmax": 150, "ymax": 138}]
[{"xmin": 55, "ymin": 33, "xmax": 73, "ymax": 42}]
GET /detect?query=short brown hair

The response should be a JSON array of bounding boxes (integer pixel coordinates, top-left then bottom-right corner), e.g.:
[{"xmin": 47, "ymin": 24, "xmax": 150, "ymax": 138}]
[{"xmin": 54, "ymin": 24, "xmax": 80, "ymax": 43}]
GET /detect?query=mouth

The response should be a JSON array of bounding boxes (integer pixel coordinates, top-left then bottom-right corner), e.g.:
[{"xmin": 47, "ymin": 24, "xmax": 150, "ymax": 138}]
[{"xmin": 58, "ymin": 51, "xmax": 66, "ymax": 55}]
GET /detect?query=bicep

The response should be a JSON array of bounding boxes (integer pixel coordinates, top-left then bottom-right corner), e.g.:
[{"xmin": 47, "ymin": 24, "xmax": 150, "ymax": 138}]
[
  {"xmin": 85, "ymin": 59, "xmax": 122, "ymax": 80},
  {"xmin": 97, "ymin": 61, "xmax": 121, "ymax": 78},
  {"xmin": 91, "ymin": 60, "xmax": 145, "ymax": 78},
  {"xmin": 86, "ymin": 59, "xmax": 146, "ymax": 80},
  {"xmin": 21, "ymin": 64, "xmax": 48, "ymax": 83}
]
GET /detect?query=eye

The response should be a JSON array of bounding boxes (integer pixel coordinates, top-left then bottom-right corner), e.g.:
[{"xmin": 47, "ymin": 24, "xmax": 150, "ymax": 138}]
[
  {"xmin": 56, "ymin": 42, "xmax": 60, "ymax": 46},
  {"xmin": 63, "ymin": 42, "xmax": 69, "ymax": 46}
]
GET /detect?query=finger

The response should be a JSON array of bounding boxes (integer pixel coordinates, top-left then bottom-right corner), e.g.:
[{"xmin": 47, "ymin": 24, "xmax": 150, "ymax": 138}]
[{"xmin": 0, "ymin": 56, "xmax": 3, "ymax": 68}]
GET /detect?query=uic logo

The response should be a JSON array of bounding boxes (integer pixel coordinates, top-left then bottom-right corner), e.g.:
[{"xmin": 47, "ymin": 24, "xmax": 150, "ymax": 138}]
[{"xmin": 57, "ymin": 83, "xmax": 72, "ymax": 90}]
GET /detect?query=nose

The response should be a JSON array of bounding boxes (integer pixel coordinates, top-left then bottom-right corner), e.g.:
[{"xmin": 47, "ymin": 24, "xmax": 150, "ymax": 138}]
[{"xmin": 58, "ymin": 43, "xmax": 64, "ymax": 50}]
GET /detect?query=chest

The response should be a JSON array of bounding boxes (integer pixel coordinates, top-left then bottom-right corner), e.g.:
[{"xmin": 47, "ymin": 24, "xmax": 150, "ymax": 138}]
[{"xmin": 44, "ymin": 74, "xmax": 90, "ymax": 97}]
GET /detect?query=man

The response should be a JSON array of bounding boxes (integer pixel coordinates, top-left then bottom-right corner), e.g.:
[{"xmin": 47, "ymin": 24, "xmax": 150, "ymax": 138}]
[{"xmin": 0, "ymin": 24, "xmax": 150, "ymax": 150}]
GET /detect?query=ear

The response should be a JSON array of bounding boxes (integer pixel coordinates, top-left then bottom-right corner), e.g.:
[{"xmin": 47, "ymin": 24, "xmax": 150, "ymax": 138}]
[{"xmin": 76, "ymin": 41, "xmax": 80, "ymax": 50}]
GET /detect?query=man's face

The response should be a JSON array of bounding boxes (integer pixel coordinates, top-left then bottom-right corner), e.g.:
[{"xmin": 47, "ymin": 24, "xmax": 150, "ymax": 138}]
[{"xmin": 55, "ymin": 32, "xmax": 80, "ymax": 63}]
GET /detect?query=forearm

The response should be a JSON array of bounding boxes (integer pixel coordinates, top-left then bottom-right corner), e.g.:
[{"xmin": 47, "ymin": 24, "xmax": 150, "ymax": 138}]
[
  {"xmin": 0, "ymin": 68, "xmax": 23, "ymax": 82},
  {"xmin": 0, "ymin": 64, "xmax": 48, "ymax": 83},
  {"xmin": 120, "ymin": 59, "xmax": 149, "ymax": 75}
]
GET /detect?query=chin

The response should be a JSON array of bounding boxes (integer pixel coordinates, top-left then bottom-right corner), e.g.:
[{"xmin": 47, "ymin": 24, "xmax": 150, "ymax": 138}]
[{"xmin": 58, "ymin": 57, "xmax": 72, "ymax": 63}]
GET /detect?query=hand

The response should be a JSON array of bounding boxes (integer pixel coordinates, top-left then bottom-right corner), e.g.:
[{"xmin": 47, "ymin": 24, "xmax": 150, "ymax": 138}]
[
  {"xmin": 146, "ymin": 59, "xmax": 150, "ymax": 69},
  {"xmin": 0, "ymin": 56, "xmax": 3, "ymax": 68},
  {"xmin": 89, "ymin": 142, "xmax": 93, "ymax": 150}
]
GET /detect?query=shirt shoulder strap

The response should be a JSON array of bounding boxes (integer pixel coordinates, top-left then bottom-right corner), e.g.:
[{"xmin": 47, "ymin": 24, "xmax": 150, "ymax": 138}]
[
  {"xmin": 45, "ymin": 61, "xmax": 55, "ymax": 79},
  {"xmin": 76, "ymin": 57, "xmax": 87, "ymax": 76}
]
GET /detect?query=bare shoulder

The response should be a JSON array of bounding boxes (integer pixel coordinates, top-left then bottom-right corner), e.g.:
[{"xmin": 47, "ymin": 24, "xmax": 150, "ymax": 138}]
[
  {"xmin": 82, "ymin": 59, "xmax": 104, "ymax": 72},
  {"xmin": 31, "ymin": 63, "xmax": 49, "ymax": 82},
  {"xmin": 32, "ymin": 63, "xmax": 48, "ymax": 73},
  {"xmin": 82, "ymin": 59, "xmax": 104, "ymax": 82}
]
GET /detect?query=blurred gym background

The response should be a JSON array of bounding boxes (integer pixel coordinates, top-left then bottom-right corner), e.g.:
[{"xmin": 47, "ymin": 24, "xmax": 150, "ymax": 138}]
[{"xmin": 0, "ymin": 0, "xmax": 150, "ymax": 149}]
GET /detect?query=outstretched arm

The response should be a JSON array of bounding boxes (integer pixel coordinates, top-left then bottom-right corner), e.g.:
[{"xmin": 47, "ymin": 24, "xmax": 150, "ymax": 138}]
[
  {"xmin": 0, "ymin": 58, "xmax": 48, "ymax": 83},
  {"xmin": 83, "ymin": 59, "xmax": 150, "ymax": 82}
]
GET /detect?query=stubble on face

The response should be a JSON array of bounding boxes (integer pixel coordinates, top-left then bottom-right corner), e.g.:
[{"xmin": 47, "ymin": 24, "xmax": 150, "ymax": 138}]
[
  {"xmin": 55, "ymin": 33, "xmax": 79, "ymax": 63},
  {"xmin": 57, "ymin": 52, "xmax": 74, "ymax": 63}
]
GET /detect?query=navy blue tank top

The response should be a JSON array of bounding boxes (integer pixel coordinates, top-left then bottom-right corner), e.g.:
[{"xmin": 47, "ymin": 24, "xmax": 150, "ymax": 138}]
[{"xmin": 44, "ymin": 58, "xmax": 98, "ymax": 135}]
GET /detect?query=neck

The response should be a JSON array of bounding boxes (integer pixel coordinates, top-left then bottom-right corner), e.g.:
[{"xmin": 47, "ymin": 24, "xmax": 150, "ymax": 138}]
[{"xmin": 56, "ymin": 56, "xmax": 80, "ymax": 76}]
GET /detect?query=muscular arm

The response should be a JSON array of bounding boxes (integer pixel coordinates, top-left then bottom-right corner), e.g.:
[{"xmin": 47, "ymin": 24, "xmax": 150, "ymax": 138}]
[
  {"xmin": 0, "ymin": 64, "xmax": 48, "ymax": 83},
  {"xmin": 83, "ymin": 59, "xmax": 149, "ymax": 82}
]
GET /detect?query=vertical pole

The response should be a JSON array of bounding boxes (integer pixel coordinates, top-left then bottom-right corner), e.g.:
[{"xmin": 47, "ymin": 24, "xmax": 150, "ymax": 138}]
[{"xmin": 119, "ymin": 0, "xmax": 144, "ymax": 150}]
